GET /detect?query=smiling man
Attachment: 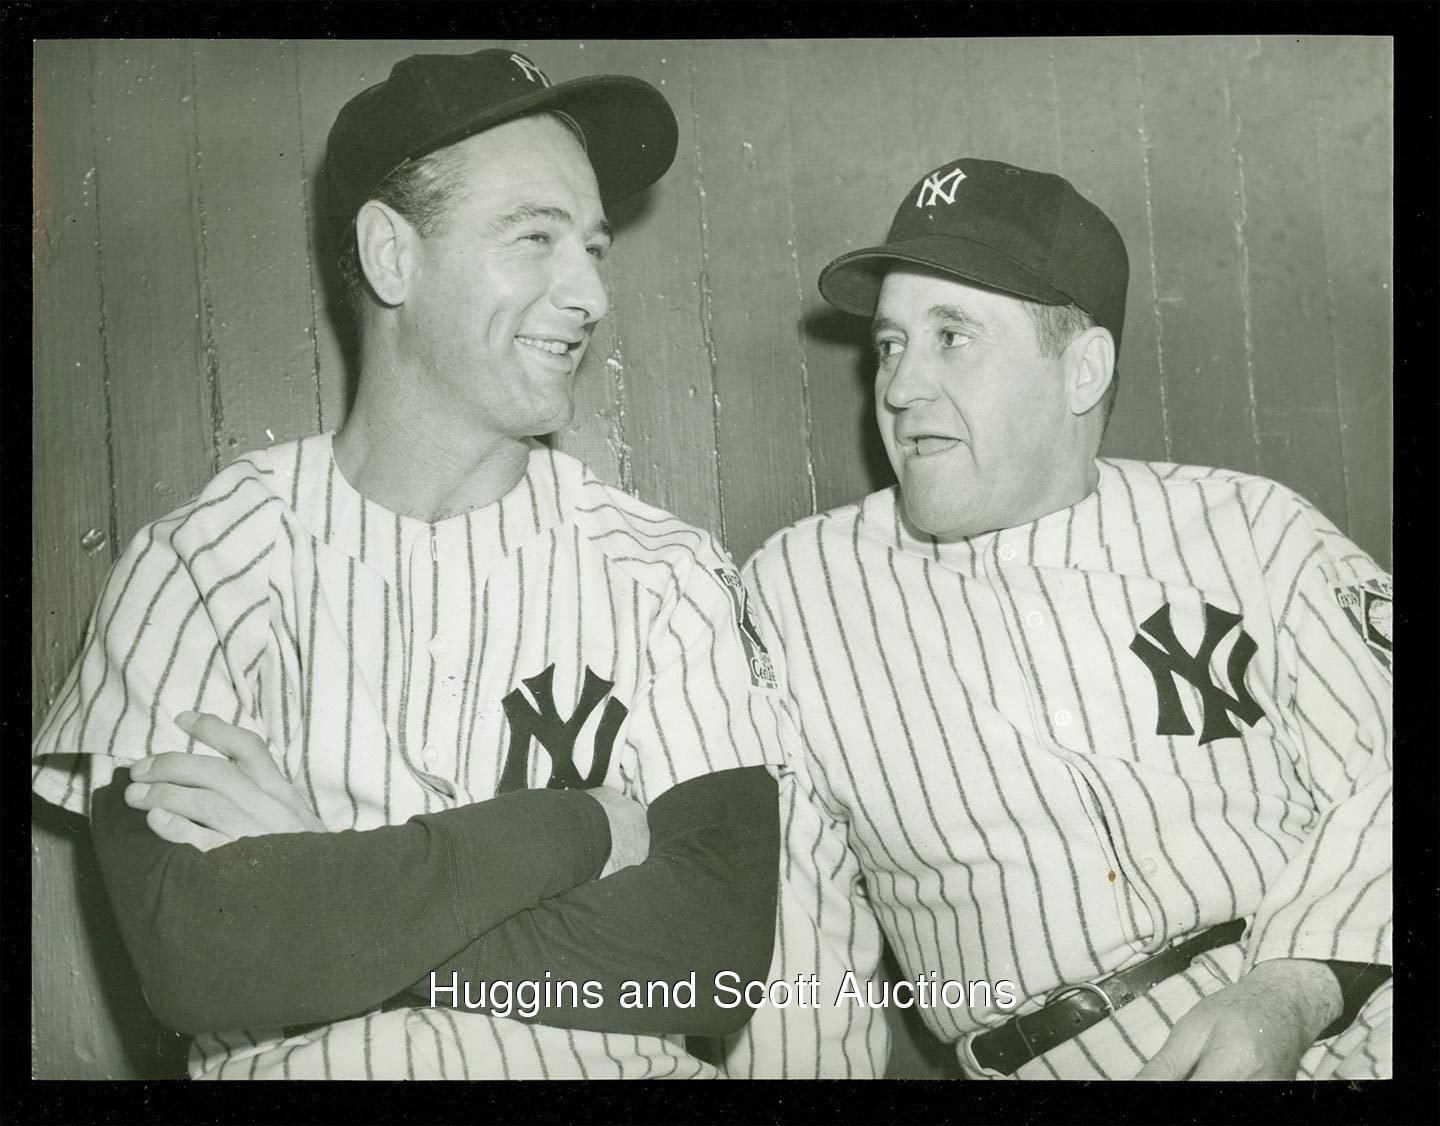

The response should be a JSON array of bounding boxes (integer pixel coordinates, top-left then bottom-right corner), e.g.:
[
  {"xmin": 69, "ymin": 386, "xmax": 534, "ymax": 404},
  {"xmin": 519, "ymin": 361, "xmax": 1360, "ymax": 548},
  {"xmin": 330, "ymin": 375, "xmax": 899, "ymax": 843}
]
[
  {"xmin": 738, "ymin": 158, "xmax": 1393, "ymax": 1079},
  {"xmin": 31, "ymin": 49, "xmax": 791, "ymax": 1079}
]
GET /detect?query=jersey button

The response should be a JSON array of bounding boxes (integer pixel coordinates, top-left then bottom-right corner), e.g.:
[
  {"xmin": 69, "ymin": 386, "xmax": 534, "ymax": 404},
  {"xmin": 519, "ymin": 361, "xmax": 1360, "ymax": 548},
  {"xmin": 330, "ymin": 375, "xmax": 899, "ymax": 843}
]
[
  {"xmin": 998, "ymin": 544, "xmax": 1017, "ymax": 562},
  {"xmin": 1053, "ymin": 708, "xmax": 1073, "ymax": 728},
  {"xmin": 1025, "ymin": 610, "xmax": 1045, "ymax": 630},
  {"xmin": 422, "ymin": 744, "xmax": 440, "ymax": 767},
  {"xmin": 428, "ymin": 636, "xmax": 446, "ymax": 658},
  {"xmin": 1140, "ymin": 855, "xmax": 1159, "ymax": 875}
]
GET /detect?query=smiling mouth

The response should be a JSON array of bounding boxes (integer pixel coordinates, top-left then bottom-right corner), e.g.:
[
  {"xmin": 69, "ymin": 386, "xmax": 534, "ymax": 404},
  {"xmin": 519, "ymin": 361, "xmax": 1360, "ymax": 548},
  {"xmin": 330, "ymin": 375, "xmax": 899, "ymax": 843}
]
[
  {"xmin": 907, "ymin": 436, "xmax": 961, "ymax": 457},
  {"xmin": 516, "ymin": 334, "xmax": 580, "ymax": 357}
]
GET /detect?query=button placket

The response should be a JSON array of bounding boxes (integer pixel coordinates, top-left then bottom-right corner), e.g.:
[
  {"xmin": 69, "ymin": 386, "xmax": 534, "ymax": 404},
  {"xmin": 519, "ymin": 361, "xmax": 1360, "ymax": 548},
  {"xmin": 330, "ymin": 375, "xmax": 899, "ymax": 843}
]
[{"xmin": 402, "ymin": 525, "xmax": 456, "ymax": 799}]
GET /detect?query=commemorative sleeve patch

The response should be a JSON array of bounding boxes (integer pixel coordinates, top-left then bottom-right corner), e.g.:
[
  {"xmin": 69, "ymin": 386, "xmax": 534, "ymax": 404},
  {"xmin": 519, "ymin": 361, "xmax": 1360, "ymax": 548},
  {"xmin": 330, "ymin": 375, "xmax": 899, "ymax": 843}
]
[
  {"xmin": 712, "ymin": 566, "xmax": 779, "ymax": 691},
  {"xmin": 1333, "ymin": 578, "xmax": 1392, "ymax": 671}
]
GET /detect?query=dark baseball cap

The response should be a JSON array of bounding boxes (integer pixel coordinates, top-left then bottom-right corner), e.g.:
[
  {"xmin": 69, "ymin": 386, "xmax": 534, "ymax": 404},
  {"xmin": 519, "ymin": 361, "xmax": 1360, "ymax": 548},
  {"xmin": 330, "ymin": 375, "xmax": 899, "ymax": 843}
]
[
  {"xmin": 818, "ymin": 158, "xmax": 1128, "ymax": 350},
  {"xmin": 325, "ymin": 48, "xmax": 679, "ymax": 229}
]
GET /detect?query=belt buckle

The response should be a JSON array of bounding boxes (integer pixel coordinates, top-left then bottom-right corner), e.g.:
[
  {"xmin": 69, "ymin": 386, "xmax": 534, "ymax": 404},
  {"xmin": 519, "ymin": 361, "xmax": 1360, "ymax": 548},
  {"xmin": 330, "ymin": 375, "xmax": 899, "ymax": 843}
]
[
  {"xmin": 959, "ymin": 1029, "xmax": 1011, "ymax": 1080},
  {"xmin": 1044, "ymin": 979, "xmax": 1117, "ymax": 1014}
]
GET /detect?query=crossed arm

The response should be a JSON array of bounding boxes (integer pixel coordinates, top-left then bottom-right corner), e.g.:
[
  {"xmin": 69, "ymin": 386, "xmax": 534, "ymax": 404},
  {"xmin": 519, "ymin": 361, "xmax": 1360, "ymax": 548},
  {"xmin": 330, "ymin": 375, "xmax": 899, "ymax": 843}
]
[{"xmin": 93, "ymin": 714, "xmax": 778, "ymax": 1038}]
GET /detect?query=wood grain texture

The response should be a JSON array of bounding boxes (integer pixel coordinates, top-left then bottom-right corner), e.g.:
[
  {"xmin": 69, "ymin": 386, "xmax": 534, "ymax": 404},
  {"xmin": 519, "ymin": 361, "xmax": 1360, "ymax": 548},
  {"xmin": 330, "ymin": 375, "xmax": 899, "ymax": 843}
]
[
  {"xmin": 31, "ymin": 38, "xmax": 1394, "ymax": 1079},
  {"xmin": 191, "ymin": 40, "xmax": 321, "ymax": 458},
  {"xmin": 1137, "ymin": 37, "xmax": 1261, "ymax": 477},
  {"xmin": 689, "ymin": 40, "xmax": 814, "ymax": 562},
  {"xmin": 1225, "ymin": 37, "xmax": 1349, "ymax": 524},
  {"xmin": 1051, "ymin": 36, "xmax": 1169, "ymax": 464},
  {"xmin": 90, "ymin": 40, "xmax": 214, "ymax": 527},
  {"xmin": 31, "ymin": 40, "xmax": 186, "ymax": 1081},
  {"xmin": 585, "ymin": 41, "xmax": 724, "ymax": 537},
  {"xmin": 782, "ymin": 39, "xmax": 906, "ymax": 515},
  {"xmin": 1306, "ymin": 38, "xmax": 1393, "ymax": 569}
]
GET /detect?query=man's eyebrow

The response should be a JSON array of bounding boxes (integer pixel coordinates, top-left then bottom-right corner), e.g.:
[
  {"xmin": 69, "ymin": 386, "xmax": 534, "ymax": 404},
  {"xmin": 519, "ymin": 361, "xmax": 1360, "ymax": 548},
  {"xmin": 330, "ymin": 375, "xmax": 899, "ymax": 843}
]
[
  {"xmin": 493, "ymin": 204, "xmax": 612, "ymax": 241},
  {"xmin": 927, "ymin": 303, "xmax": 986, "ymax": 331},
  {"xmin": 871, "ymin": 305, "xmax": 985, "ymax": 338}
]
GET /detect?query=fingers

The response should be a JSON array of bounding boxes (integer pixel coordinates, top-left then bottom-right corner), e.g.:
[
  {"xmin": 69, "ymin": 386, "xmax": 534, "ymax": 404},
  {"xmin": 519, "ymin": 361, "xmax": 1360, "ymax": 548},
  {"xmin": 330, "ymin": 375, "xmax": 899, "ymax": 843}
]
[
  {"xmin": 1134, "ymin": 1019, "xmax": 1208, "ymax": 1080},
  {"xmin": 176, "ymin": 711, "xmax": 269, "ymax": 770},
  {"xmin": 126, "ymin": 778, "xmax": 251, "ymax": 840},
  {"xmin": 132, "ymin": 748, "xmax": 246, "ymax": 790},
  {"xmin": 174, "ymin": 712, "xmax": 319, "ymax": 828},
  {"xmin": 144, "ymin": 806, "xmax": 230, "ymax": 852}
]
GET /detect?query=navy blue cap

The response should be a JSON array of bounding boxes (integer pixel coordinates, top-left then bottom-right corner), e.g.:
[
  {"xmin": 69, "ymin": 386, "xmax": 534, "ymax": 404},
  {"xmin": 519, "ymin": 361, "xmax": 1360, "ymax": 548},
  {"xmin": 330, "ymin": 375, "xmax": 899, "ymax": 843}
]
[
  {"xmin": 819, "ymin": 158, "xmax": 1129, "ymax": 350},
  {"xmin": 326, "ymin": 48, "xmax": 678, "ymax": 229}
]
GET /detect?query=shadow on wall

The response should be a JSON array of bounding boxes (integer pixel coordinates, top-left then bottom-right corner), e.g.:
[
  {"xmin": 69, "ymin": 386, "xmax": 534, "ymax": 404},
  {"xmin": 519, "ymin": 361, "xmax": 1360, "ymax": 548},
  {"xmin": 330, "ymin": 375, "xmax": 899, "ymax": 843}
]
[{"xmin": 804, "ymin": 303, "xmax": 896, "ymax": 503}]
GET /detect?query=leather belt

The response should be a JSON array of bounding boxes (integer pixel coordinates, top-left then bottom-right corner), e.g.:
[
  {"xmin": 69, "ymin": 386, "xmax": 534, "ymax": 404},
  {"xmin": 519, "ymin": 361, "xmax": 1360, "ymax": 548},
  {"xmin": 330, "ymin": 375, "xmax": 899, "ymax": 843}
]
[{"xmin": 969, "ymin": 919, "xmax": 1247, "ymax": 1076}]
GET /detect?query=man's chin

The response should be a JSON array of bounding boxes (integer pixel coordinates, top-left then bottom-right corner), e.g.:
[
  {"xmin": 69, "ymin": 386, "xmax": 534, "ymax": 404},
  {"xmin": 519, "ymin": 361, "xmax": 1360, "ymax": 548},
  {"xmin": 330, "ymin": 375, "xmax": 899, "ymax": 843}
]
[{"xmin": 901, "ymin": 493, "xmax": 985, "ymax": 543}]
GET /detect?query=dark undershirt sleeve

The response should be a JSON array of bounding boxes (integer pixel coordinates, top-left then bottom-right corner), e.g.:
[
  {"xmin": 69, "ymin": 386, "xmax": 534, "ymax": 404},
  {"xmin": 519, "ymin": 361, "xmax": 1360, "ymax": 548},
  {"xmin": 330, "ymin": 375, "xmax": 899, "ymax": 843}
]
[
  {"xmin": 412, "ymin": 766, "xmax": 780, "ymax": 1038},
  {"xmin": 89, "ymin": 766, "xmax": 611, "ymax": 1035}
]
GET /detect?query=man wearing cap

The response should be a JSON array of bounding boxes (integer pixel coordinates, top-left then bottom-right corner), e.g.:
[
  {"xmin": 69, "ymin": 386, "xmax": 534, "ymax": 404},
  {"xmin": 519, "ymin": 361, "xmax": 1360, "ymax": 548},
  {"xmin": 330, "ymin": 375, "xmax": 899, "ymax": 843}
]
[
  {"xmin": 31, "ymin": 48, "xmax": 795, "ymax": 1080},
  {"xmin": 738, "ymin": 158, "xmax": 1392, "ymax": 1079}
]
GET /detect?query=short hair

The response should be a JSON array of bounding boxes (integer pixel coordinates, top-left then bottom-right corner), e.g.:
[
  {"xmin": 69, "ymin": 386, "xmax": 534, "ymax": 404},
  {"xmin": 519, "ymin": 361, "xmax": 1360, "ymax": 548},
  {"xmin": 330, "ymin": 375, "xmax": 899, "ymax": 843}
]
[
  {"xmin": 1020, "ymin": 299, "xmax": 1119, "ymax": 428},
  {"xmin": 335, "ymin": 112, "xmax": 586, "ymax": 321}
]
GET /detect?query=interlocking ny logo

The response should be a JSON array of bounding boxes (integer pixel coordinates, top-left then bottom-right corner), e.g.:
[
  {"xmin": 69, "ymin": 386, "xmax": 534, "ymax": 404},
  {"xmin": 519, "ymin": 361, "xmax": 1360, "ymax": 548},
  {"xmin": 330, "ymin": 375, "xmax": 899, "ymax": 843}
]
[
  {"xmin": 510, "ymin": 53, "xmax": 550, "ymax": 86},
  {"xmin": 497, "ymin": 664, "xmax": 627, "ymax": 793},
  {"xmin": 916, "ymin": 166, "xmax": 966, "ymax": 207},
  {"xmin": 1129, "ymin": 601, "xmax": 1262, "ymax": 744}
]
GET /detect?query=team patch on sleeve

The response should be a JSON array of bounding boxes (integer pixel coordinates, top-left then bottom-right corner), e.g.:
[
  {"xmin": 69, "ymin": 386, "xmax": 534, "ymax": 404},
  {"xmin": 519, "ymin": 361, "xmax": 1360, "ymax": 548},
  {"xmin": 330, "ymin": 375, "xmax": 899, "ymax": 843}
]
[
  {"xmin": 1333, "ymin": 578, "xmax": 1392, "ymax": 671},
  {"xmin": 712, "ymin": 566, "xmax": 779, "ymax": 691}
]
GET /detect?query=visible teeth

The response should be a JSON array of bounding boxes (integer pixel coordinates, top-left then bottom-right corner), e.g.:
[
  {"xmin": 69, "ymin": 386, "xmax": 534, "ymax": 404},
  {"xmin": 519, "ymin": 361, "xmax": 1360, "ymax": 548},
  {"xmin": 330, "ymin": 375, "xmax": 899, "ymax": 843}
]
[
  {"xmin": 913, "ymin": 436, "xmax": 959, "ymax": 456},
  {"xmin": 517, "ymin": 336, "xmax": 571, "ymax": 355}
]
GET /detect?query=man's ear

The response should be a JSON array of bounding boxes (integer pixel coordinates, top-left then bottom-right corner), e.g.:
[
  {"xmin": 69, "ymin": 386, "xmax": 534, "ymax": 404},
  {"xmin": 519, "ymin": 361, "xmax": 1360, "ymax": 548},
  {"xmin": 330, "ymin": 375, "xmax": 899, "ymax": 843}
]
[
  {"xmin": 355, "ymin": 200, "xmax": 413, "ymax": 307},
  {"xmin": 1065, "ymin": 327, "xmax": 1115, "ymax": 417}
]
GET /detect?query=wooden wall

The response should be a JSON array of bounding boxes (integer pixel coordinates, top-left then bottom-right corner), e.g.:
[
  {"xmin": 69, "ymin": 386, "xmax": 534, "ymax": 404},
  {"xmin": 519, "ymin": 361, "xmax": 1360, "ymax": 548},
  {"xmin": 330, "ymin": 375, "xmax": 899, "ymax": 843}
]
[{"xmin": 32, "ymin": 37, "xmax": 1393, "ymax": 1079}]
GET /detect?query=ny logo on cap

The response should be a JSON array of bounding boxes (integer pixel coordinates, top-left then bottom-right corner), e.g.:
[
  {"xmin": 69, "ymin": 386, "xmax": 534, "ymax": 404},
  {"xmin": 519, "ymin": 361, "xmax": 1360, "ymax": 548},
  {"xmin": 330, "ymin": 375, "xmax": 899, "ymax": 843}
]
[
  {"xmin": 916, "ymin": 166, "xmax": 966, "ymax": 207},
  {"xmin": 510, "ymin": 53, "xmax": 550, "ymax": 86}
]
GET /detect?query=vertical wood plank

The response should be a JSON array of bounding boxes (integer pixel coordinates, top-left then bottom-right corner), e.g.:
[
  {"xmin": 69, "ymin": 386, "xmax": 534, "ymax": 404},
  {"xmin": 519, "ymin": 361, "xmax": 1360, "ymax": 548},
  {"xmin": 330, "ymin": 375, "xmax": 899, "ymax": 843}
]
[
  {"xmin": 191, "ymin": 40, "xmax": 322, "ymax": 458},
  {"xmin": 1307, "ymin": 38, "xmax": 1393, "ymax": 567},
  {"xmin": 32, "ymin": 40, "xmax": 184, "ymax": 1080},
  {"xmin": 1136, "ymin": 37, "xmax": 1260, "ymax": 476},
  {"xmin": 689, "ymin": 40, "xmax": 813, "ymax": 562},
  {"xmin": 1050, "ymin": 36, "xmax": 1169, "ymax": 463},
  {"xmin": 575, "ymin": 40, "xmax": 722, "ymax": 537},
  {"xmin": 91, "ymin": 39, "xmax": 213, "ymax": 530},
  {"xmin": 948, "ymin": 37, "xmax": 1065, "ymax": 171},
  {"xmin": 1225, "ymin": 36, "xmax": 1349, "ymax": 527},
  {"xmin": 781, "ymin": 40, "xmax": 909, "ymax": 515}
]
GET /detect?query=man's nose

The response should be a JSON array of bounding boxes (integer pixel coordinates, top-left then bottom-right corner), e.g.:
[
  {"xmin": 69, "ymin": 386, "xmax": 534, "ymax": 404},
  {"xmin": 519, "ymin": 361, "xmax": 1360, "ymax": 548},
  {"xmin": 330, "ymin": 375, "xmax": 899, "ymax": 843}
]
[
  {"xmin": 882, "ymin": 350, "xmax": 939, "ymax": 410},
  {"xmin": 552, "ymin": 245, "xmax": 610, "ymax": 325}
]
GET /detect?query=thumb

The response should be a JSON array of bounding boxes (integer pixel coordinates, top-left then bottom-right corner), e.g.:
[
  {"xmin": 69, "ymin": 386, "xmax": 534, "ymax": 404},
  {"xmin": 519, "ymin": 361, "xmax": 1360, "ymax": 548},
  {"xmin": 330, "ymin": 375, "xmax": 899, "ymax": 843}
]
[{"xmin": 1134, "ymin": 1018, "xmax": 1208, "ymax": 1080}]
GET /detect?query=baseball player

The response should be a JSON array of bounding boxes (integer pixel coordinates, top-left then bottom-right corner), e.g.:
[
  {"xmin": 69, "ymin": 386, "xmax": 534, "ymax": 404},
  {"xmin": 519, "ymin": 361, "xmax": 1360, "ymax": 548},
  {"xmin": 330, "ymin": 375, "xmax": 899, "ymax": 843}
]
[
  {"xmin": 30, "ymin": 48, "xmax": 814, "ymax": 1080},
  {"xmin": 733, "ymin": 158, "xmax": 1392, "ymax": 1079}
]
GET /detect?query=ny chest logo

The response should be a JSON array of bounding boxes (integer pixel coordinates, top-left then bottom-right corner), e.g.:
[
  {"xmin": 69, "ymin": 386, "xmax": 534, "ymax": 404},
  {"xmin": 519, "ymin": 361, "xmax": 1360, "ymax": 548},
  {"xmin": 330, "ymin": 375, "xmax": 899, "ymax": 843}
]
[
  {"xmin": 1128, "ymin": 601, "xmax": 1262, "ymax": 744},
  {"xmin": 496, "ymin": 663, "xmax": 628, "ymax": 793}
]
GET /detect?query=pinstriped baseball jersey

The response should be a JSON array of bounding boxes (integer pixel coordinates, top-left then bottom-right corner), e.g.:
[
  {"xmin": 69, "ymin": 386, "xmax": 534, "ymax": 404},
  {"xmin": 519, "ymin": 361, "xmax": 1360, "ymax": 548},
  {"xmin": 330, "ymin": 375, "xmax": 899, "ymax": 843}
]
[
  {"xmin": 32, "ymin": 431, "xmax": 787, "ymax": 1079},
  {"xmin": 740, "ymin": 457, "xmax": 1391, "ymax": 1075},
  {"xmin": 711, "ymin": 758, "xmax": 892, "ymax": 1078}
]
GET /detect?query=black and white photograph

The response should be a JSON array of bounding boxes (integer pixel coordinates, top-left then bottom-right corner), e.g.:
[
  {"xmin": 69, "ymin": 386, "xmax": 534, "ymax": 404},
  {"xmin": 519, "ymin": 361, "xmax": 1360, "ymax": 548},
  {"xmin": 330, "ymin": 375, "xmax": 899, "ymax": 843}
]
[{"xmin": 17, "ymin": 12, "xmax": 1431, "ymax": 1118}]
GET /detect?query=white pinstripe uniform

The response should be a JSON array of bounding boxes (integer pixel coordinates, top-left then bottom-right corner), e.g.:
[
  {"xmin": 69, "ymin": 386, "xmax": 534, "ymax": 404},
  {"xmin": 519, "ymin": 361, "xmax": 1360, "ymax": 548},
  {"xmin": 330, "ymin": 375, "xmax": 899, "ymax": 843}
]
[
  {"xmin": 738, "ymin": 458, "xmax": 1392, "ymax": 1079},
  {"xmin": 32, "ymin": 431, "xmax": 790, "ymax": 1080}
]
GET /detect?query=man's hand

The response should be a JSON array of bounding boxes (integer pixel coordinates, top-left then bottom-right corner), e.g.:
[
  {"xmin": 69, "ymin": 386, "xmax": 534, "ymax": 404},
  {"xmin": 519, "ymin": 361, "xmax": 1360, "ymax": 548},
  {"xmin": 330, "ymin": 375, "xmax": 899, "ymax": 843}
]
[
  {"xmin": 124, "ymin": 711, "xmax": 323, "ymax": 850},
  {"xmin": 1134, "ymin": 958, "xmax": 1343, "ymax": 1080},
  {"xmin": 584, "ymin": 785, "xmax": 649, "ymax": 877}
]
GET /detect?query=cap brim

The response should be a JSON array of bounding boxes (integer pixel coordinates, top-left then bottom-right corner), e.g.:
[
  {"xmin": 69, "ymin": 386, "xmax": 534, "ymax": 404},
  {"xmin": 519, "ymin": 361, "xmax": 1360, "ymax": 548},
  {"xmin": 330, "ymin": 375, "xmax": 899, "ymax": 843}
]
[
  {"xmin": 818, "ymin": 236, "xmax": 1073, "ymax": 317},
  {"xmin": 416, "ymin": 74, "xmax": 678, "ymax": 204}
]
